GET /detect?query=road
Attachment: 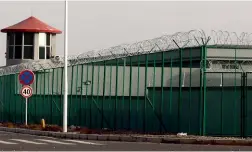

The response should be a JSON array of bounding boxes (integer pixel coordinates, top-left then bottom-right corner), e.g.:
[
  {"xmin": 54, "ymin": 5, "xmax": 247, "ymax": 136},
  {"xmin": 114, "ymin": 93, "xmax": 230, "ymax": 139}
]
[{"xmin": 0, "ymin": 131, "xmax": 252, "ymax": 151}]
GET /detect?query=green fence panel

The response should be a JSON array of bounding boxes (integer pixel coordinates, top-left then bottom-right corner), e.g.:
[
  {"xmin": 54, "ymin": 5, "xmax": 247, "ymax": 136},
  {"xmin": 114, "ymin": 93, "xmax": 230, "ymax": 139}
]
[
  {"xmin": 102, "ymin": 96, "xmax": 113, "ymax": 129},
  {"xmin": 222, "ymin": 87, "xmax": 241, "ymax": 137},
  {"xmin": 28, "ymin": 95, "xmax": 35, "ymax": 124},
  {"xmin": 9, "ymin": 74, "xmax": 14, "ymax": 122},
  {"xmin": 5, "ymin": 75, "xmax": 10, "ymax": 122},
  {"xmin": 189, "ymin": 88, "xmax": 201, "ymax": 135},
  {"xmin": 123, "ymin": 97, "xmax": 130, "ymax": 130},
  {"xmin": 0, "ymin": 76, "xmax": 3, "ymax": 122},
  {"xmin": 129, "ymin": 97, "xmax": 137, "ymax": 131},
  {"xmin": 205, "ymin": 72, "xmax": 242, "ymax": 137},
  {"xmin": 55, "ymin": 95, "xmax": 62, "ymax": 125},
  {"xmin": 205, "ymin": 87, "xmax": 223, "ymax": 136},
  {"xmin": 245, "ymin": 73, "xmax": 252, "ymax": 137},
  {"xmin": 180, "ymin": 88, "xmax": 193, "ymax": 133},
  {"xmin": 148, "ymin": 87, "xmax": 200, "ymax": 134}
]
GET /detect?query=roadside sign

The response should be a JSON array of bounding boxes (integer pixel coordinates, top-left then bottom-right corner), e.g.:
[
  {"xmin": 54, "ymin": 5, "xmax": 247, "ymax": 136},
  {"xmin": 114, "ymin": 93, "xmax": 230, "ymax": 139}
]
[
  {"xmin": 20, "ymin": 85, "xmax": 33, "ymax": 99},
  {"xmin": 18, "ymin": 69, "xmax": 35, "ymax": 85},
  {"xmin": 20, "ymin": 85, "xmax": 33, "ymax": 126}
]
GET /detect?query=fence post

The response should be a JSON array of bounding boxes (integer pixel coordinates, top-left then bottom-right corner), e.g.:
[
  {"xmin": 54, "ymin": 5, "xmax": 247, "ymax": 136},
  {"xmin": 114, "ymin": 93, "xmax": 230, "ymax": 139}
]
[
  {"xmin": 136, "ymin": 55, "xmax": 140, "ymax": 131},
  {"xmin": 51, "ymin": 69, "xmax": 55, "ymax": 124},
  {"xmin": 161, "ymin": 51, "xmax": 165, "ymax": 133},
  {"xmin": 241, "ymin": 72, "xmax": 246, "ymax": 137},
  {"xmin": 122, "ymin": 58, "xmax": 125, "ymax": 129},
  {"xmin": 128, "ymin": 56, "xmax": 132, "ymax": 131},
  {"xmin": 172, "ymin": 40, "xmax": 182, "ymax": 133},
  {"xmin": 189, "ymin": 47, "xmax": 192, "ymax": 133},
  {"xmin": 202, "ymin": 45, "xmax": 207, "ymax": 136},
  {"xmin": 90, "ymin": 62, "xmax": 95, "ymax": 128},
  {"xmin": 74, "ymin": 65, "xmax": 79, "ymax": 126},
  {"xmin": 169, "ymin": 57, "xmax": 173, "ymax": 131},
  {"xmin": 221, "ymin": 72, "xmax": 223, "ymax": 135},
  {"xmin": 60, "ymin": 67, "xmax": 64, "ymax": 125},
  {"xmin": 144, "ymin": 54, "xmax": 148, "ymax": 133},
  {"xmin": 102, "ymin": 61, "xmax": 106, "ymax": 129},
  {"xmin": 85, "ymin": 64, "xmax": 89, "ymax": 126},
  {"xmin": 96, "ymin": 62, "xmax": 101, "ymax": 128},
  {"xmin": 234, "ymin": 48, "xmax": 237, "ymax": 136},
  {"xmin": 114, "ymin": 59, "xmax": 119, "ymax": 130},
  {"xmin": 80, "ymin": 64, "xmax": 84, "ymax": 126}
]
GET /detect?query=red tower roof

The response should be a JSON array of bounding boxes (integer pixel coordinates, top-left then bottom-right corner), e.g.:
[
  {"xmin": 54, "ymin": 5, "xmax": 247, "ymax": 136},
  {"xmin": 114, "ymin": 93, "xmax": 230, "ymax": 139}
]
[{"xmin": 1, "ymin": 16, "xmax": 62, "ymax": 34}]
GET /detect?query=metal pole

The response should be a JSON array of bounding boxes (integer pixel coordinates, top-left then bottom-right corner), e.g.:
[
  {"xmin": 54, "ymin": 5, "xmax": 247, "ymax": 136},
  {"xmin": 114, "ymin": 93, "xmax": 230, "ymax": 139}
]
[
  {"xmin": 63, "ymin": 0, "xmax": 68, "ymax": 133},
  {"xmin": 25, "ymin": 98, "xmax": 27, "ymax": 126}
]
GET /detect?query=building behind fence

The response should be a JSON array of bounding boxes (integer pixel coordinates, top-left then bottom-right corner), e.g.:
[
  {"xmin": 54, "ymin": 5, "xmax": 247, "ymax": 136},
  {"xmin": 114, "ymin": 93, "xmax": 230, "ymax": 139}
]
[{"xmin": 1, "ymin": 16, "xmax": 252, "ymax": 137}]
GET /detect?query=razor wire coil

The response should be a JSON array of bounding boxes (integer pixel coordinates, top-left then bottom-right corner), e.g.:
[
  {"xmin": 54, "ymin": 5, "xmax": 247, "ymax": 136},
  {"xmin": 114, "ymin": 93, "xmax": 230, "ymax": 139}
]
[{"xmin": 0, "ymin": 29, "xmax": 252, "ymax": 76}]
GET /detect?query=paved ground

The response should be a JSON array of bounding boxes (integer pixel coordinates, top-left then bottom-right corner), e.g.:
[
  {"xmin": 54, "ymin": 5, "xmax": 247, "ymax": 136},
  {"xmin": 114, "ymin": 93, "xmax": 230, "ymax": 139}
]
[{"xmin": 1, "ymin": 131, "xmax": 252, "ymax": 151}]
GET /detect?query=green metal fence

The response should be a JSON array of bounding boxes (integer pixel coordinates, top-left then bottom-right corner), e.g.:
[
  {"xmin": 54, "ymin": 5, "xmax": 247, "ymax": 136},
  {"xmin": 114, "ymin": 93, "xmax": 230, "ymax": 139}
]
[
  {"xmin": 0, "ymin": 46, "xmax": 249, "ymax": 137},
  {"xmin": 0, "ymin": 46, "xmax": 206, "ymax": 135},
  {"xmin": 1, "ymin": 30, "xmax": 252, "ymax": 137}
]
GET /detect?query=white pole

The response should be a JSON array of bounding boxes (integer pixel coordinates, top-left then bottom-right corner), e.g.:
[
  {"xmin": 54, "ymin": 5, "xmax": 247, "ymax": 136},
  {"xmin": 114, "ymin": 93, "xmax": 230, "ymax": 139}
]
[
  {"xmin": 63, "ymin": 0, "xmax": 68, "ymax": 133},
  {"xmin": 25, "ymin": 98, "xmax": 27, "ymax": 126}
]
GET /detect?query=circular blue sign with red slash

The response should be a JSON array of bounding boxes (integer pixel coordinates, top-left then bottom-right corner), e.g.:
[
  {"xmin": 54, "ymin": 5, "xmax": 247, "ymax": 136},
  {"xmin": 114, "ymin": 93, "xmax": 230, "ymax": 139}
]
[{"xmin": 18, "ymin": 69, "xmax": 35, "ymax": 85}]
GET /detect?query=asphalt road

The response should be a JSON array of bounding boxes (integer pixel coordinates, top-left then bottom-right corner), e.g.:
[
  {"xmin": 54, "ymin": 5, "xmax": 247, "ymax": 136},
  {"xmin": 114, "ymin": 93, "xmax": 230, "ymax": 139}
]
[{"xmin": 0, "ymin": 131, "xmax": 252, "ymax": 151}]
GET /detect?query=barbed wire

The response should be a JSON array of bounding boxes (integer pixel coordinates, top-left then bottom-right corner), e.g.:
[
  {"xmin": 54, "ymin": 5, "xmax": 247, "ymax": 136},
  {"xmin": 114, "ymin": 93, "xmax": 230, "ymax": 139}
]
[{"xmin": 0, "ymin": 29, "xmax": 252, "ymax": 76}]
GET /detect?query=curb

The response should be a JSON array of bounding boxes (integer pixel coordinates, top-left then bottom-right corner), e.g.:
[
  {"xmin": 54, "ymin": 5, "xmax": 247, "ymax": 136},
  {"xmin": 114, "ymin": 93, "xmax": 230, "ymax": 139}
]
[{"xmin": 0, "ymin": 127, "xmax": 252, "ymax": 146}]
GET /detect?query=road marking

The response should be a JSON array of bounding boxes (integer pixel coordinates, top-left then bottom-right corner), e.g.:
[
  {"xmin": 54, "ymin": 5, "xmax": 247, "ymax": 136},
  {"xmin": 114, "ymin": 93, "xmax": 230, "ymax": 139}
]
[
  {"xmin": 64, "ymin": 139, "xmax": 104, "ymax": 145},
  {"xmin": 10, "ymin": 139, "xmax": 46, "ymax": 145},
  {"xmin": 0, "ymin": 140, "xmax": 17, "ymax": 145},
  {"xmin": 36, "ymin": 139, "xmax": 75, "ymax": 145}
]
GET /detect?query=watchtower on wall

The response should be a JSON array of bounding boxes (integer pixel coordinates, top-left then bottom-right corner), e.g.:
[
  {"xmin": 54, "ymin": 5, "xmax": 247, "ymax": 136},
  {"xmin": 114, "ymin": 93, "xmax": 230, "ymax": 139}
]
[{"xmin": 1, "ymin": 16, "xmax": 62, "ymax": 66}]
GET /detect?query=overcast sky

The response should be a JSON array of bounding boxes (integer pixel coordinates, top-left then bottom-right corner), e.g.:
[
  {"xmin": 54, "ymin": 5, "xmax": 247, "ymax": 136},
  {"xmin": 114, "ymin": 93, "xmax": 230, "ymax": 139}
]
[{"xmin": 0, "ymin": 1, "xmax": 251, "ymax": 66}]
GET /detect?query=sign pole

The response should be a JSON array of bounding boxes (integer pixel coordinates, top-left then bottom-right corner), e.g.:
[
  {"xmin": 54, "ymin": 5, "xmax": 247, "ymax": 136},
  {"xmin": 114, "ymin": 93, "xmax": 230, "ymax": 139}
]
[
  {"xmin": 63, "ymin": 0, "xmax": 68, "ymax": 133},
  {"xmin": 25, "ymin": 98, "xmax": 28, "ymax": 126},
  {"xmin": 18, "ymin": 70, "xmax": 34, "ymax": 126},
  {"xmin": 20, "ymin": 85, "xmax": 33, "ymax": 126}
]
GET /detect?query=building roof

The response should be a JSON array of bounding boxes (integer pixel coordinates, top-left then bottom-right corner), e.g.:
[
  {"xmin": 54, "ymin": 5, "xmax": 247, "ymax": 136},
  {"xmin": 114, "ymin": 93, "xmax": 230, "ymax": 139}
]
[{"xmin": 1, "ymin": 16, "xmax": 62, "ymax": 34}]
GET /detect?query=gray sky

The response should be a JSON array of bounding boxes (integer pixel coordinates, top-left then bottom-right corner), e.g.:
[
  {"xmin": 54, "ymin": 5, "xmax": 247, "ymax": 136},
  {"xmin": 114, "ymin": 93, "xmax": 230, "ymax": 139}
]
[{"xmin": 0, "ymin": 1, "xmax": 251, "ymax": 66}]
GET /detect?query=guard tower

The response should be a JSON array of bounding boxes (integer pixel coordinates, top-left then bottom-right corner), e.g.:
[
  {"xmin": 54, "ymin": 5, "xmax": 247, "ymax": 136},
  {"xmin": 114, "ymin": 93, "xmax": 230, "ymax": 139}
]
[{"xmin": 1, "ymin": 16, "xmax": 62, "ymax": 66}]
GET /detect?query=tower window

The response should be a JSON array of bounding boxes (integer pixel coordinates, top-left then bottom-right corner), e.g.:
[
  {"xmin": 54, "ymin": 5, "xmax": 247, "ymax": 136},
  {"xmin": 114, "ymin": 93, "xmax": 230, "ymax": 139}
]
[
  {"xmin": 14, "ymin": 46, "xmax": 22, "ymax": 59},
  {"xmin": 24, "ymin": 33, "xmax": 34, "ymax": 45},
  {"xmin": 24, "ymin": 46, "xmax": 34, "ymax": 59},
  {"xmin": 7, "ymin": 32, "xmax": 34, "ymax": 60},
  {"xmin": 7, "ymin": 33, "xmax": 14, "ymax": 45},
  {"xmin": 39, "ymin": 33, "xmax": 52, "ymax": 60},
  {"xmin": 46, "ymin": 46, "xmax": 51, "ymax": 59},
  {"xmin": 39, "ymin": 47, "xmax": 45, "ymax": 59},
  {"xmin": 46, "ymin": 33, "xmax": 50, "ymax": 46},
  {"xmin": 8, "ymin": 46, "xmax": 14, "ymax": 59},
  {"xmin": 15, "ymin": 32, "xmax": 22, "ymax": 45}
]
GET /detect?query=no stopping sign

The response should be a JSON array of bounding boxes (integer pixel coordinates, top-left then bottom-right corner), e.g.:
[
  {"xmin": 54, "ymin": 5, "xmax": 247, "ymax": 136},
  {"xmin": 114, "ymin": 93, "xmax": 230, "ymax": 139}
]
[
  {"xmin": 20, "ymin": 85, "xmax": 33, "ymax": 98},
  {"xmin": 18, "ymin": 70, "xmax": 35, "ymax": 85}
]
